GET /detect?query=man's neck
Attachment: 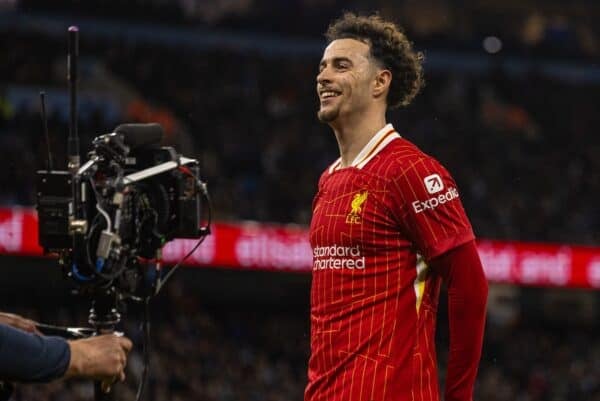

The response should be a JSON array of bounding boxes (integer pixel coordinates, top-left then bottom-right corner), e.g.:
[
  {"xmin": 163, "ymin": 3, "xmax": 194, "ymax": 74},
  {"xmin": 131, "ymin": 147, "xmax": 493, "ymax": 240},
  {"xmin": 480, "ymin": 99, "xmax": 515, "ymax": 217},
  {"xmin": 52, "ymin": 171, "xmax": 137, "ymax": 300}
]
[{"xmin": 330, "ymin": 111, "xmax": 387, "ymax": 167}]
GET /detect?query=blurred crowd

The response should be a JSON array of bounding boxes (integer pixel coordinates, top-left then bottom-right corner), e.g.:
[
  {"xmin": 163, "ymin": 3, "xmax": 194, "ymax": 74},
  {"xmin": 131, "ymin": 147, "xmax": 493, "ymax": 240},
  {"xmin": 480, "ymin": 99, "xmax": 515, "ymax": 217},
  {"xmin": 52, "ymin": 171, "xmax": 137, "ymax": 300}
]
[
  {"xmin": 477, "ymin": 324, "xmax": 600, "ymax": 401},
  {"xmin": 14, "ymin": 0, "xmax": 600, "ymax": 60},
  {"xmin": 1, "ymin": 29, "xmax": 598, "ymax": 245},
  {"xmin": 5, "ymin": 279, "xmax": 600, "ymax": 401}
]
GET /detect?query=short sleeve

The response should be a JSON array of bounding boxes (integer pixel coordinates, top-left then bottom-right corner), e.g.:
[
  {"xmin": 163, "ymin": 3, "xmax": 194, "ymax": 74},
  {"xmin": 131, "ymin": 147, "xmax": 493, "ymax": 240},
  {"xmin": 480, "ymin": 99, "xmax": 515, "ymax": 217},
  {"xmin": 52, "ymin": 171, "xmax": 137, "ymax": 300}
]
[{"xmin": 390, "ymin": 156, "xmax": 474, "ymax": 261}]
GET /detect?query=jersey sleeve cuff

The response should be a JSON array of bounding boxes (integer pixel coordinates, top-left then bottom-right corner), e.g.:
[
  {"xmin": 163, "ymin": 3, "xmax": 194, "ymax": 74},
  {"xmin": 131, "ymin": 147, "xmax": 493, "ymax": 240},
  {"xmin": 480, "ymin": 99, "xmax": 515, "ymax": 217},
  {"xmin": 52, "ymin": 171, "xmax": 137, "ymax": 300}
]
[{"xmin": 423, "ymin": 230, "xmax": 475, "ymax": 261}]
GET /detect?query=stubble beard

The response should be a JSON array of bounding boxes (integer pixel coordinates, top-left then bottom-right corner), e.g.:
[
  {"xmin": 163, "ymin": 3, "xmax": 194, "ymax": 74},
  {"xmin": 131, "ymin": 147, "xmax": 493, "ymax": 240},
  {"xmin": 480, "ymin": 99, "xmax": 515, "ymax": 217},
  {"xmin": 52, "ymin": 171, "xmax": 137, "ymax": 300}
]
[{"xmin": 317, "ymin": 106, "xmax": 339, "ymax": 123}]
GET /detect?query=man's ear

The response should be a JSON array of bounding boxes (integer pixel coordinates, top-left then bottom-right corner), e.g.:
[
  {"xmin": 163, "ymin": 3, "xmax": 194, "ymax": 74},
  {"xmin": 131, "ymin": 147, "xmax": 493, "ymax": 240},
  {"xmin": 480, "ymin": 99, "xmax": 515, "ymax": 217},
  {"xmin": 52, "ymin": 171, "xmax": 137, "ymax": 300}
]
[{"xmin": 373, "ymin": 69, "xmax": 392, "ymax": 99}]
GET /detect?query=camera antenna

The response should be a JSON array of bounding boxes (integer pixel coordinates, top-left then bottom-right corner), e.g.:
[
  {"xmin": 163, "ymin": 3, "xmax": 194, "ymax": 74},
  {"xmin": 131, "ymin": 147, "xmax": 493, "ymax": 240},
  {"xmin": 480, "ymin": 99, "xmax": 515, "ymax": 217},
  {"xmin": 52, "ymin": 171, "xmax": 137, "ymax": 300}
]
[
  {"xmin": 67, "ymin": 25, "xmax": 80, "ymax": 172},
  {"xmin": 39, "ymin": 91, "xmax": 54, "ymax": 171}
]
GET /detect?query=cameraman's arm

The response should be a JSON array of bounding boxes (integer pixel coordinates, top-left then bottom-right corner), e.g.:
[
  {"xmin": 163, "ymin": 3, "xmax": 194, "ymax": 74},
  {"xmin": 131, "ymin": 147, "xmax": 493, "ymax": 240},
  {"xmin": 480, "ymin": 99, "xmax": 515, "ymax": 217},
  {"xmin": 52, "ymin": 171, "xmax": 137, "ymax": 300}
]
[
  {"xmin": 0, "ymin": 312, "xmax": 41, "ymax": 334},
  {"xmin": 0, "ymin": 324, "xmax": 132, "ymax": 384},
  {"xmin": 0, "ymin": 323, "xmax": 69, "ymax": 382}
]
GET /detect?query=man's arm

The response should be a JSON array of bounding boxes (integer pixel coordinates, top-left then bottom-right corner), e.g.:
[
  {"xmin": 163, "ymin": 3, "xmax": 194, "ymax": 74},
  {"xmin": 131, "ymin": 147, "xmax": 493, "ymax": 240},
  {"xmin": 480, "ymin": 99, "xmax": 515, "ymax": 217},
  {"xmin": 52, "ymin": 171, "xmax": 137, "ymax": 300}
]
[
  {"xmin": 0, "ymin": 323, "xmax": 70, "ymax": 382},
  {"xmin": 0, "ymin": 313, "xmax": 41, "ymax": 334},
  {"xmin": 389, "ymin": 155, "xmax": 488, "ymax": 399},
  {"xmin": 430, "ymin": 240, "xmax": 488, "ymax": 401},
  {"xmin": 0, "ymin": 323, "xmax": 132, "ymax": 384}
]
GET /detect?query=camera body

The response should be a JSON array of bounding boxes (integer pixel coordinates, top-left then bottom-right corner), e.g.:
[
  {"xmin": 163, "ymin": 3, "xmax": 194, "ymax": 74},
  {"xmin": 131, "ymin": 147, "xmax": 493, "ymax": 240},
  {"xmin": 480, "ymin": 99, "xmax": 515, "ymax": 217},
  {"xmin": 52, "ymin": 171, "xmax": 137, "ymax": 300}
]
[{"xmin": 36, "ymin": 124, "xmax": 205, "ymax": 293}]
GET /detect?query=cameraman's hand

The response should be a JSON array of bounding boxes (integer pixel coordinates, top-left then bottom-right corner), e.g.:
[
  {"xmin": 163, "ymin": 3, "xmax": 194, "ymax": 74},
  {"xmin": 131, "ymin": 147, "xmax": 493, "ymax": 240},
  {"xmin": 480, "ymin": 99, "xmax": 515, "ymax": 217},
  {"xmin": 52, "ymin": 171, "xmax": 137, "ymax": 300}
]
[
  {"xmin": 65, "ymin": 334, "xmax": 133, "ymax": 387},
  {"xmin": 0, "ymin": 312, "xmax": 41, "ymax": 334}
]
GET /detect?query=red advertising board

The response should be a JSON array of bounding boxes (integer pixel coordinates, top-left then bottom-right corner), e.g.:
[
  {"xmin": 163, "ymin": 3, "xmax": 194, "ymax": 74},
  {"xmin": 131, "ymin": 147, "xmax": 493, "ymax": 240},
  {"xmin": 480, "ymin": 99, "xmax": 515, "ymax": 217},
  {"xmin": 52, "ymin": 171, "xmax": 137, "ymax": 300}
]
[{"xmin": 1, "ymin": 208, "xmax": 598, "ymax": 289}]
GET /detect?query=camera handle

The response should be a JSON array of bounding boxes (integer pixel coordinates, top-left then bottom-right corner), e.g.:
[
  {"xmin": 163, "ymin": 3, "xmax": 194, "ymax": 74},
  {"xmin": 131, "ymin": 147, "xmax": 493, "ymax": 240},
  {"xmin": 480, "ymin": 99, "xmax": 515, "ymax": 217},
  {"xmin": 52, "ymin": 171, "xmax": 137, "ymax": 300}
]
[{"xmin": 88, "ymin": 287, "xmax": 121, "ymax": 401}]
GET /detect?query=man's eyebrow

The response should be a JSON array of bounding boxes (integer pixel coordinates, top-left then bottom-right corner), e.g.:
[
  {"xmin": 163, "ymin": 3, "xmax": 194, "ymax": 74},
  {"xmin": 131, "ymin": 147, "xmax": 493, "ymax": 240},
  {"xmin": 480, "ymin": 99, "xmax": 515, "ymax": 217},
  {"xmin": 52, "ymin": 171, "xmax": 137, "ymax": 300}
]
[
  {"xmin": 320, "ymin": 56, "xmax": 353, "ymax": 66},
  {"xmin": 333, "ymin": 57, "xmax": 353, "ymax": 64}
]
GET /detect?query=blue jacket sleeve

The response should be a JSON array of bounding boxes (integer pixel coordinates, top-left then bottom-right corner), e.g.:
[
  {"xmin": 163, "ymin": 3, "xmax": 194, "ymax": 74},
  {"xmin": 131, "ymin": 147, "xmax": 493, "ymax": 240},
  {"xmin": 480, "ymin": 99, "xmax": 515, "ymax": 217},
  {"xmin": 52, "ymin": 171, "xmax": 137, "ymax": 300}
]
[{"xmin": 0, "ymin": 323, "xmax": 70, "ymax": 382}]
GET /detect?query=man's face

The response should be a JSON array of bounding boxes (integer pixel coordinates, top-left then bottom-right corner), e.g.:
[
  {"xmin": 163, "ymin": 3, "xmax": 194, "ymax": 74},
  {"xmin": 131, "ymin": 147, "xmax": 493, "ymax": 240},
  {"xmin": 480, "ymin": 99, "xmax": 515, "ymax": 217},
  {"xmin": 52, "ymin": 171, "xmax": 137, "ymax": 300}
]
[{"xmin": 316, "ymin": 38, "xmax": 377, "ymax": 123}]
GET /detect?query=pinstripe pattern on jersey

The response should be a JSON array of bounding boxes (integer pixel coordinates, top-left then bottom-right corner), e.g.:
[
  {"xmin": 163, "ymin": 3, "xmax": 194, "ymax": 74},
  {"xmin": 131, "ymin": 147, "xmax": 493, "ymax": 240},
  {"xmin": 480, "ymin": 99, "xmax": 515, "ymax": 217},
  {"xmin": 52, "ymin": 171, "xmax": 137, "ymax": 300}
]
[{"xmin": 306, "ymin": 126, "xmax": 474, "ymax": 401}]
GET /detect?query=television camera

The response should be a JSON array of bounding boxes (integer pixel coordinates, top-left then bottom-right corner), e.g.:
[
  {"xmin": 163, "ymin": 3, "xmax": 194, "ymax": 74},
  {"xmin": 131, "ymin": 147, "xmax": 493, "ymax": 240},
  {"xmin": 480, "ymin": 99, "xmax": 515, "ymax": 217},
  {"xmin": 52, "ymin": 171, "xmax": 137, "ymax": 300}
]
[
  {"xmin": 36, "ymin": 122, "xmax": 208, "ymax": 299},
  {"xmin": 34, "ymin": 27, "xmax": 210, "ymax": 401}
]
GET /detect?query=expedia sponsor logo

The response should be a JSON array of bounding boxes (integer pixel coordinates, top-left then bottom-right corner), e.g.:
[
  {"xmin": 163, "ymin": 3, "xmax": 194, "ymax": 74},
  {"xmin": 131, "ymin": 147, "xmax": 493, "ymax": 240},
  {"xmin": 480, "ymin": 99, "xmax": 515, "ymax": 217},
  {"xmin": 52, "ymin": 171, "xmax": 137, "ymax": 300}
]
[
  {"xmin": 313, "ymin": 245, "xmax": 366, "ymax": 270},
  {"xmin": 424, "ymin": 174, "xmax": 444, "ymax": 194},
  {"xmin": 412, "ymin": 187, "xmax": 459, "ymax": 214}
]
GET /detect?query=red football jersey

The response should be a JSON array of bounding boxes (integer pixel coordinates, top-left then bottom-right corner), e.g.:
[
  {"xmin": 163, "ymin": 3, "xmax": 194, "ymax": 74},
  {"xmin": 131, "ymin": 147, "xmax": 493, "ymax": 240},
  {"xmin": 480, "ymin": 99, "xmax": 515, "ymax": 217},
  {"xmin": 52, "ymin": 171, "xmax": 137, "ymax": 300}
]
[{"xmin": 305, "ymin": 124, "xmax": 475, "ymax": 401}]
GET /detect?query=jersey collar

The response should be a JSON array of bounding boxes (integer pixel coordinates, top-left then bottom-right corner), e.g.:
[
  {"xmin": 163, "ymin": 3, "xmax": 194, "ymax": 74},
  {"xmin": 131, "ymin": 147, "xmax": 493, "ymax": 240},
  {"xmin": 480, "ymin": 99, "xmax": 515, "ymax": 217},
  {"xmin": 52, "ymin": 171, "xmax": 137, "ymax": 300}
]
[{"xmin": 329, "ymin": 123, "xmax": 400, "ymax": 173}]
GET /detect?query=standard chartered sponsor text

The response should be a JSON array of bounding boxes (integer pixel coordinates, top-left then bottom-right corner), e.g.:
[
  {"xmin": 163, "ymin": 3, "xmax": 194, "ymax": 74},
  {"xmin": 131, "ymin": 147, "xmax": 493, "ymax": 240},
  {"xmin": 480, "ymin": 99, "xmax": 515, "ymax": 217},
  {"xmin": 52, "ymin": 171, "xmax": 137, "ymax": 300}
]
[{"xmin": 312, "ymin": 245, "xmax": 366, "ymax": 270}]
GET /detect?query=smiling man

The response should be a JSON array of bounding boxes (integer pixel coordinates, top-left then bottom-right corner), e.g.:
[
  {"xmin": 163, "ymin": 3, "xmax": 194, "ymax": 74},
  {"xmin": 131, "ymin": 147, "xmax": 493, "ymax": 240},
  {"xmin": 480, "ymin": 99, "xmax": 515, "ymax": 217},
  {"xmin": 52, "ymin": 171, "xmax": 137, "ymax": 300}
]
[{"xmin": 306, "ymin": 13, "xmax": 488, "ymax": 401}]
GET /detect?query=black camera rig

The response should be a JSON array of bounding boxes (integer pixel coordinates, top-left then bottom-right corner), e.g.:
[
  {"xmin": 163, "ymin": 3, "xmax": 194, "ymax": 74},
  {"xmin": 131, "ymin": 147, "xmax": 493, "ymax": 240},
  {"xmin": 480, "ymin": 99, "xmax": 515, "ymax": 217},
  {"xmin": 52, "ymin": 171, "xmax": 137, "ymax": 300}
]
[
  {"xmin": 34, "ymin": 26, "xmax": 210, "ymax": 401},
  {"xmin": 37, "ymin": 122, "xmax": 207, "ymax": 294}
]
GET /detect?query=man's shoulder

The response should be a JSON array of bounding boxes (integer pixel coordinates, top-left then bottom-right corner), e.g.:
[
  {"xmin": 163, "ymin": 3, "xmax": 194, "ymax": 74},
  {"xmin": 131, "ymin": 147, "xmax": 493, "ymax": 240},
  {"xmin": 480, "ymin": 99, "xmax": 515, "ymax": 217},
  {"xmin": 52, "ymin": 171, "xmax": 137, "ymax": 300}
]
[
  {"xmin": 372, "ymin": 137, "xmax": 443, "ymax": 178},
  {"xmin": 316, "ymin": 138, "xmax": 447, "ymax": 186}
]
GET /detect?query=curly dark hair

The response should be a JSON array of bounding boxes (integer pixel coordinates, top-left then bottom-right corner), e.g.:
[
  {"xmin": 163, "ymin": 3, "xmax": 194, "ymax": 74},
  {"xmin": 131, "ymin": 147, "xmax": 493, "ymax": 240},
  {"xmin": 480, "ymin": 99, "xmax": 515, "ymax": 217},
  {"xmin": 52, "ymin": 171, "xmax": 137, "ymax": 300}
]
[{"xmin": 325, "ymin": 12, "xmax": 425, "ymax": 109}]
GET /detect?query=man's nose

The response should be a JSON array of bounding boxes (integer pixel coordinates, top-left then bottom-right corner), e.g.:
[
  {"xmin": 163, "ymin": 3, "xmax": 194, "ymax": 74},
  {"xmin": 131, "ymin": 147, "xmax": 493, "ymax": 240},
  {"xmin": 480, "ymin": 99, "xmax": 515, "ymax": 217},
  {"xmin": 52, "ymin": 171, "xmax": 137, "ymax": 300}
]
[{"xmin": 317, "ymin": 67, "xmax": 332, "ymax": 85}]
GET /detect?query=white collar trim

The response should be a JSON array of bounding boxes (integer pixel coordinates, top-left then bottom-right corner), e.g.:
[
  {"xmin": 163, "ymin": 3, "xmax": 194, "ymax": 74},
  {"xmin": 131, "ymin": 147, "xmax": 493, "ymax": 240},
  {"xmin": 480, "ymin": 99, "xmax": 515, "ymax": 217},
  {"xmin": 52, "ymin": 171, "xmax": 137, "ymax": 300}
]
[{"xmin": 328, "ymin": 124, "xmax": 400, "ymax": 173}]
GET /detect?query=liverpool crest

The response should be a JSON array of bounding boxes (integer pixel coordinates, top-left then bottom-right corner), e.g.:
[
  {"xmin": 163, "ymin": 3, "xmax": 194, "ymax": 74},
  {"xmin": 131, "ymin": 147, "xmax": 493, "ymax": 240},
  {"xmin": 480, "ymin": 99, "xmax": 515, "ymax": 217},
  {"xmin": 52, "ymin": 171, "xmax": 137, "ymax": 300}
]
[{"xmin": 346, "ymin": 191, "xmax": 368, "ymax": 224}]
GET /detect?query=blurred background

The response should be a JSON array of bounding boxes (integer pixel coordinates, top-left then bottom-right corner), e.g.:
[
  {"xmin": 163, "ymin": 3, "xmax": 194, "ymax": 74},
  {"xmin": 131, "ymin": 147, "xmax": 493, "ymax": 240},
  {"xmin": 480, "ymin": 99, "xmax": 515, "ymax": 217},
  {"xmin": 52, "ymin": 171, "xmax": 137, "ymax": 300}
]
[{"xmin": 0, "ymin": 0, "xmax": 599, "ymax": 400}]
